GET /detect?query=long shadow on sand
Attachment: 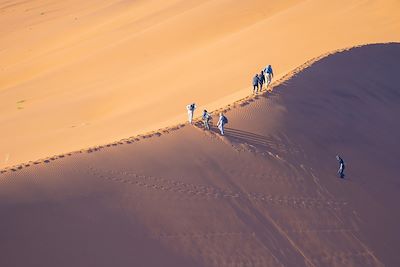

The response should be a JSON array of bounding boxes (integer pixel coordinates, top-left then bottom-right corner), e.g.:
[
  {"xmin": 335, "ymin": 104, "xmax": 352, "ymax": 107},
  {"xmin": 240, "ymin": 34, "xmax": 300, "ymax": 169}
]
[{"xmin": 221, "ymin": 127, "xmax": 289, "ymax": 155}]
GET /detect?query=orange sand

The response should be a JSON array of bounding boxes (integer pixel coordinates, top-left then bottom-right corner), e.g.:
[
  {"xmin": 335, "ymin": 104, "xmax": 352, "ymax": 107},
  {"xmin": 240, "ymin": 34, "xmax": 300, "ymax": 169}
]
[{"xmin": 1, "ymin": 0, "xmax": 400, "ymax": 168}]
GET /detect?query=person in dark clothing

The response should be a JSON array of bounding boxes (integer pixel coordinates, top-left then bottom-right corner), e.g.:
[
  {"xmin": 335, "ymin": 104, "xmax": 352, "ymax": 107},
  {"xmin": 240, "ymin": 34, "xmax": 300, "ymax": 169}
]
[
  {"xmin": 202, "ymin": 109, "xmax": 211, "ymax": 130},
  {"xmin": 259, "ymin": 70, "xmax": 265, "ymax": 91},
  {"xmin": 336, "ymin": 155, "xmax": 345, "ymax": 178},
  {"xmin": 252, "ymin": 74, "xmax": 259, "ymax": 93}
]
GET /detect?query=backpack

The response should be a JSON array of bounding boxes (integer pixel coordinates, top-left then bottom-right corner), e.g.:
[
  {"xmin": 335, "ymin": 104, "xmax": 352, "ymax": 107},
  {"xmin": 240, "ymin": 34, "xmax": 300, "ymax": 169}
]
[{"xmin": 223, "ymin": 116, "xmax": 228, "ymax": 124}]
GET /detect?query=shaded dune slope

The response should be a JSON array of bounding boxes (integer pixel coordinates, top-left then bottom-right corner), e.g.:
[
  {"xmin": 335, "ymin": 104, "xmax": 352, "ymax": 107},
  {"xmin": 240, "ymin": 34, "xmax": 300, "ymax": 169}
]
[{"xmin": 1, "ymin": 43, "xmax": 400, "ymax": 266}]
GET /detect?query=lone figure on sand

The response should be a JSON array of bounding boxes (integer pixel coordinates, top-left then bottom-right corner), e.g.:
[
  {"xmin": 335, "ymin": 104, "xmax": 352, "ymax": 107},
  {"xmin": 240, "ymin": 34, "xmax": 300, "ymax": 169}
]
[
  {"xmin": 264, "ymin": 64, "xmax": 274, "ymax": 87},
  {"xmin": 202, "ymin": 109, "xmax": 211, "ymax": 130},
  {"xmin": 217, "ymin": 112, "xmax": 228, "ymax": 135},
  {"xmin": 186, "ymin": 103, "xmax": 196, "ymax": 124},
  {"xmin": 336, "ymin": 155, "xmax": 345, "ymax": 178},
  {"xmin": 252, "ymin": 74, "xmax": 259, "ymax": 93}
]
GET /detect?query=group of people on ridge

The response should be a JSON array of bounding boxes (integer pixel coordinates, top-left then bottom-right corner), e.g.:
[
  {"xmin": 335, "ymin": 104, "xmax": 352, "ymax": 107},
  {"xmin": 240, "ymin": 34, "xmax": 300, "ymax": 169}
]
[
  {"xmin": 185, "ymin": 65, "xmax": 274, "ymax": 136},
  {"xmin": 253, "ymin": 64, "xmax": 274, "ymax": 93},
  {"xmin": 186, "ymin": 103, "xmax": 228, "ymax": 135},
  {"xmin": 185, "ymin": 64, "xmax": 346, "ymax": 179}
]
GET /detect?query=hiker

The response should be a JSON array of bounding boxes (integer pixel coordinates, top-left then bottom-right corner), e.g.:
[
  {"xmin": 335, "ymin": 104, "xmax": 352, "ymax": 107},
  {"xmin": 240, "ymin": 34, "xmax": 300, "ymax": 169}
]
[
  {"xmin": 264, "ymin": 64, "xmax": 274, "ymax": 86},
  {"xmin": 336, "ymin": 155, "xmax": 345, "ymax": 178},
  {"xmin": 202, "ymin": 109, "xmax": 211, "ymax": 130},
  {"xmin": 259, "ymin": 70, "xmax": 265, "ymax": 91},
  {"xmin": 186, "ymin": 103, "xmax": 196, "ymax": 124},
  {"xmin": 217, "ymin": 112, "xmax": 228, "ymax": 135},
  {"xmin": 252, "ymin": 74, "xmax": 259, "ymax": 93}
]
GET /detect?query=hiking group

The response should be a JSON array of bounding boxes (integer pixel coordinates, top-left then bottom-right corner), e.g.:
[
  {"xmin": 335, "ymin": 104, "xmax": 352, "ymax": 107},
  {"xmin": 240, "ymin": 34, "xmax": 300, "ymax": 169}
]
[
  {"xmin": 185, "ymin": 64, "xmax": 273, "ymax": 135},
  {"xmin": 185, "ymin": 64, "xmax": 346, "ymax": 179},
  {"xmin": 186, "ymin": 103, "xmax": 228, "ymax": 136},
  {"xmin": 253, "ymin": 64, "xmax": 274, "ymax": 94}
]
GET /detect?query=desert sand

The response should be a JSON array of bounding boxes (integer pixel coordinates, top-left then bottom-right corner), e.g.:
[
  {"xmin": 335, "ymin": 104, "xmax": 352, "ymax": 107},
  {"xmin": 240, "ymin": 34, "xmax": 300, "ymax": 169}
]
[
  {"xmin": 1, "ymin": 0, "xmax": 400, "ymax": 168},
  {"xmin": 1, "ymin": 43, "xmax": 400, "ymax": 266}
]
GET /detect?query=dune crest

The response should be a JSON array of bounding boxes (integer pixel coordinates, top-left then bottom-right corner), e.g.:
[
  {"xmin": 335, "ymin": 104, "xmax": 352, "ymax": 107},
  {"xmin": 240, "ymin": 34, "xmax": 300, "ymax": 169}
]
[{"xmin": 1, "ymin": 0, "xmax": 400, "ymax": 168}]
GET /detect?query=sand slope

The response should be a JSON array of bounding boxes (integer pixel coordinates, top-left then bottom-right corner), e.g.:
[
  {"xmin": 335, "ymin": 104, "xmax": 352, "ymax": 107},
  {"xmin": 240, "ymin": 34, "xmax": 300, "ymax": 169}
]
[
  {"xmin": 1, "ymin": 43, "xmax": 399, "ymax": 266},
  {"xmin": 1, "ymin": 0, "xmax": 400, "ymax": 168}
]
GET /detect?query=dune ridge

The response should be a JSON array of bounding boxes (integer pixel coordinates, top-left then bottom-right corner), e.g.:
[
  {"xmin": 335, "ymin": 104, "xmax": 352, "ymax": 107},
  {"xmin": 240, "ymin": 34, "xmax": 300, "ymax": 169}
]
[
  {"xmin": 1, "ymin": 0, "xmax": 400, "ymax": 168},
  {"xmin": 0, "ymin": 42, "xmax": 385, "ymax": 174}
]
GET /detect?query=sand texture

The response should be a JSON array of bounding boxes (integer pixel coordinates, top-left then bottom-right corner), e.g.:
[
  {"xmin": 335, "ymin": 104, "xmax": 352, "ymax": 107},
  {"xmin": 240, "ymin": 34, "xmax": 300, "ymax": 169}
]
[
  {"xmin": 1, "ymin": 0, "xmax": 400, "ymax": 168},
  {"xmin": 1, "ymin": 43, "xmax": 399, "ymax": 266}
]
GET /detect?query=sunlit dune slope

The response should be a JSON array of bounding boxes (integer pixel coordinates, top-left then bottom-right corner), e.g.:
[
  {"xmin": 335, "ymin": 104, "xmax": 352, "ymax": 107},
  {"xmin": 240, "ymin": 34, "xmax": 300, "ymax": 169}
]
[{"xmin": 1, "ymin": 0, "xmax": 399, "ymax": 167}]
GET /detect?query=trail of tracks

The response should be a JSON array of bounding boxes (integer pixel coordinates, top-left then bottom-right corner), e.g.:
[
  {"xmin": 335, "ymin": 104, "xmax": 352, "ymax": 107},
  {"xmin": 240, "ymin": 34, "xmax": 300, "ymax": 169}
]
[{"xmin": 88, "ymin": 166, "xmax": 348, "ymax": 210}]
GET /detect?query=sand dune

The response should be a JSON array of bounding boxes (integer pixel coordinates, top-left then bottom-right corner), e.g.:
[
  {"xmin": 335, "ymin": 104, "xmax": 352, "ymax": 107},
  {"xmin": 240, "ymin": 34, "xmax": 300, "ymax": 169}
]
[
  {"xmin": 1, "ymin": 0, "xmax": 400, "ymax": 168},
  {"xmin": 1, "ymin": 44, "xmax": 399, "ymax": 266}
]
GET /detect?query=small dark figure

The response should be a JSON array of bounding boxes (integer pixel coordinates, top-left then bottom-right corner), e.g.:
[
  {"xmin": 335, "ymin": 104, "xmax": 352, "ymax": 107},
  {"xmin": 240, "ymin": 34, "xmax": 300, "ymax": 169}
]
[
  {"xmin": 252, "ymin": 74, "xmax": 259, "ymax": 93},
  {"xmin": 336, "ymin": 155, "xmax": 345, "ymax": 178},
  {"xmin": 259, "ymin": 70, "xmax": 265, "ymax": 91},
  {"xmin": 202, "ymin": 109, "xmax": 211, "ymax": 130}
]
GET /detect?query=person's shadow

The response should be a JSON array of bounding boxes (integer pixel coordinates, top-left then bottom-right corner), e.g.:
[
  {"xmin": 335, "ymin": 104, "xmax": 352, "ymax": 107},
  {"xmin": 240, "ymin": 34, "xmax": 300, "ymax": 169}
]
[
  {"xmin": 222, "ymin": 128, "xmax": 273, "ymax": 147},
  {"xmin": 209, "ymin": 127, "xmax": 290, "ymax": 155}
]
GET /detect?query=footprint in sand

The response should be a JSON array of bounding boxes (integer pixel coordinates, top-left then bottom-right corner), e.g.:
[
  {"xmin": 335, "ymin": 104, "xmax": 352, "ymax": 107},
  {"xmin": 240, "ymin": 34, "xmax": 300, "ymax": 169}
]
[
  {"xmin": 4, "ymin": 153, "xmax": 10, "ymax": 163},
  {"xmin": 16, "ymin": 99, "xmax": 26, "ymax": 110},
  {"xmin": 70, "ymin": 122, "xmax": 89, "ymax": 128}
]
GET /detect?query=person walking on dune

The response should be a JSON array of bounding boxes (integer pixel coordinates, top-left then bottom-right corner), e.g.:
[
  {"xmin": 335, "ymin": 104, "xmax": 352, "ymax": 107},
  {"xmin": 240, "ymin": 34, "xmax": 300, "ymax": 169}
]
[
  {"xmin": 253, "ymin": 74, "xmax": 259, "ymax": 93},
  {"xmin": 217, "ymin": 112, "xmax": 228, "ymax": 135},
  {"xmin": 202, "ymin": 109, "xmax": 211, "ymax": 130},
  {"xmin": 259, "ymin": 70, "xmax": 265, "ymax": 91},
  {"xmin": 186, "ymin": 103, "xmax": 196, "ymax": 124},
  {"xmin": 264, "ymin": 64, "xmax": 274, "ymax": 87},
  {"xmin": 336, "ymin": 155, "xmax": 345, "ymax": 178}
]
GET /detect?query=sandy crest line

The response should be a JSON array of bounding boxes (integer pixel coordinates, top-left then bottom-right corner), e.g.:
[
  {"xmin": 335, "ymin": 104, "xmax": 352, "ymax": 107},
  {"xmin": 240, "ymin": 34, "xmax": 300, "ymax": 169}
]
[{"xmin": 0, "ymin": 42, "xmax": 394, "ymax": 174}]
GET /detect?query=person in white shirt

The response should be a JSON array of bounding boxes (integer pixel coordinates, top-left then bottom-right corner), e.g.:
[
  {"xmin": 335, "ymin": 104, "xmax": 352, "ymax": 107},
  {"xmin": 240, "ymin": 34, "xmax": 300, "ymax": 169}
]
[
  {"xmin": 217, "ymin": 112, "xmax": 228, "ymax": 135},
  {"xmin": 186, "ymin": 103, "xmax": 196, "ymax": 124}
]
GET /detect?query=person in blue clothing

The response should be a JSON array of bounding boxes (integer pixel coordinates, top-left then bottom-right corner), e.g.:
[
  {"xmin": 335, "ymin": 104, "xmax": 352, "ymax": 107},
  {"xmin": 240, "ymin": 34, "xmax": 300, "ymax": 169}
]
[
  {"xmin": 264, "ymin": 64, "xmax": 274, "ymax": 87},
  {"xmin": 202, "ymin": 109, "xmax": 211, "ymax": 130},
  {"xmin": 252, "ymin": 74, "xmax": 259, "ymax": 93},
  {"xmin": 336, "ymin": 155, "xmax": 345, "ymax": 178}
]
